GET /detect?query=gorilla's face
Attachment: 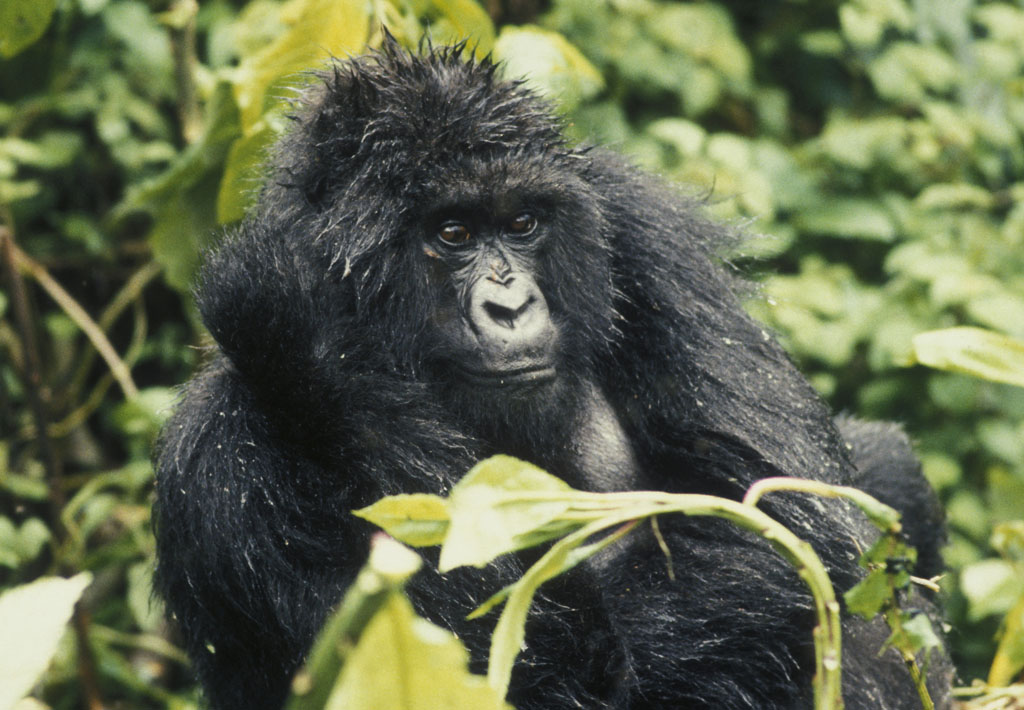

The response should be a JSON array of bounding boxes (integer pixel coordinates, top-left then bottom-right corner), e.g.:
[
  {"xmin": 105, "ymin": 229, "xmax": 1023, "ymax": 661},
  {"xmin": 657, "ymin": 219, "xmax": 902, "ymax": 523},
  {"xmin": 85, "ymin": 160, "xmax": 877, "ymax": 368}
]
[
  {"xmin": 426, "ymin": 204, "xmax": 558, "ymax": 388},
  {"xmin": 411, "ymin": 158, "xmax": 614, "ymax": 441}
]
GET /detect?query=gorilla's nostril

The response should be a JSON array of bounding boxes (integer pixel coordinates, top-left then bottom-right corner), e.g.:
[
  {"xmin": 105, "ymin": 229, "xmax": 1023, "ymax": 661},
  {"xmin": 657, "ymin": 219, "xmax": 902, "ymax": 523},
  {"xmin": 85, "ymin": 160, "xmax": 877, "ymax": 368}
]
[{"xmin": 484, "ymin": 298, "xmax": 529, "ymax": 329}]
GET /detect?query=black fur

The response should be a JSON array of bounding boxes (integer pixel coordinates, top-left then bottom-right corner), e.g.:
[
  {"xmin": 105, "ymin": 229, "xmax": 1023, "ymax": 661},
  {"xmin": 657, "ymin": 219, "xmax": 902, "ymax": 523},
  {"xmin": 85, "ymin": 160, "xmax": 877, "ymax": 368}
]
[{"xmin": 154, "ymin": 41, "xmax": 952, "ymax": 710}]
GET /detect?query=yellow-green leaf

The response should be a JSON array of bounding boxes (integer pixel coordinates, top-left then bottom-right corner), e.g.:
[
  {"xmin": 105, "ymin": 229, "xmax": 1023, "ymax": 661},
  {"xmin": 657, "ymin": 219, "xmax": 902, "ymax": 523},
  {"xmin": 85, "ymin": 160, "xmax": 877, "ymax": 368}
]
[
  {"xmin": 353, "ymin": 494, "xmax": 450, "ymax": 548},
  {"xmin": 325, "ymin": 593, "xmax": 512, "ymax": 710},
  {"xmin": 234, "ymin": 0, "xmax": 373, "ymax": 134},
  {"xmin": 439, "ymin": 456, "xmax": 575, "ymax": 572},
  {"xmin": 493, "ymin": 26, "xmax": 602, "ymax": 112},
  {"xmin": 0, "ymin": 0, "xmax": 56, "ymax": 58},
  {"xmin": 0, "ymin": 574, "xmax": 92, "ymax": 710}
]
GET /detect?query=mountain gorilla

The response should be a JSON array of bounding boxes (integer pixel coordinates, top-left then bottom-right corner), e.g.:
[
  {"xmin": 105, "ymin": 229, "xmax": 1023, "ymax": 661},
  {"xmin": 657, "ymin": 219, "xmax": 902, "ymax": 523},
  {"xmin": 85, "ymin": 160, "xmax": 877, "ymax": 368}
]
[{"xmin": 154, "ymin": 40, "xmax": 951, "ymax": 710}]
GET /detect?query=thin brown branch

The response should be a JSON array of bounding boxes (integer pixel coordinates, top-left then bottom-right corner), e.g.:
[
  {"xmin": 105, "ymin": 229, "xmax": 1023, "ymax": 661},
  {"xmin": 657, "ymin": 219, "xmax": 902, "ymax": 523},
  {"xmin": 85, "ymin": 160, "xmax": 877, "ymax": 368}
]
[
  {"xmin": 72, "ymin": 607, "xmax": 106, "ymax": 710},
  {"xmin": 10, "ymin": 242, "xmax": 139, "ymax": 400},
  {"xmin": 65, "ymin": 259, "xmax": 161, "ymax": 405}
]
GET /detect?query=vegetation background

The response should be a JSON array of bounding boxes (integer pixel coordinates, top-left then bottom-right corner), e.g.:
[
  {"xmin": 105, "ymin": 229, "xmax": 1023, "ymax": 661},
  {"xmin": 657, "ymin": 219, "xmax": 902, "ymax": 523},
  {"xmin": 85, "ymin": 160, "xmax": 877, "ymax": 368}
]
[{"xmin": 1, "ymin": 0, "xmax": 1023, "ymax": 707}]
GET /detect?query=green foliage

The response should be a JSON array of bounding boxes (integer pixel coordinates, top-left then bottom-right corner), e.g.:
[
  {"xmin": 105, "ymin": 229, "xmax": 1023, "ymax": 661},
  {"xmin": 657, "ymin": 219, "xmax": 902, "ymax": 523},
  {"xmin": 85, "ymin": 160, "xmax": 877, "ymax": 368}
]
[
  {"xmin": 3, "ymin": 0, "xmax": 1024, "ymax": 706},
  {"xmin": 285, "ymin": 536, "xmax": 511, "ymax": 710},
  {"xmin": 363, "ymin": 455, "xmax": 957, "ymax": 709}
]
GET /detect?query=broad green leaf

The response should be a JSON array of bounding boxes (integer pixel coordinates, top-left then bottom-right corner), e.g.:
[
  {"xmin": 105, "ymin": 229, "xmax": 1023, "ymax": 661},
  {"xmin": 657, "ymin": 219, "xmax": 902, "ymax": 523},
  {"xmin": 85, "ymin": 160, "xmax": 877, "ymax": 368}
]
[
  {"xmin": 234, "ymin": 0, "xmax": 373, "ymax": 134},
  {"xmin": 0, "ymin": 0, "xmax": 56, "ymax": 58},
  {"xmin": 494, "ymin": 26, "xmax": 602, "ymax": 113},
  {"xmin": 0, "ymin": 574, "xmax": 92, "ymax": 710},
  {"xmin": 439, "ymin": 456, "xmax": 576, "ymax": 572},
  {"xmin": 912, "ymin": 327, "xmax": 1024, "ymax": 388},
  {"xmin": 324, "ymin": 595, "xmax": 511, "ymax": 710},
  {"xmin": 217, "ymin": 113, "xmax": 285, "ymax": 223},
  {"xmin": 353, "ymin": 494, "xmax": 450, "ymax": 548},
  {"xmin": 112, "ymin": 387, "xmax": 176, "ymax": 438},
  {"xmin": 989, "ymin": 591, "xmax": 1024, "ymax": 686},
  {"xmin": 147, "ymin": 171, "xmax": 220, "ymax": 292},
  {"xmin": 646, "ymin": 118, "xmax": 706, "ymax": 158}
]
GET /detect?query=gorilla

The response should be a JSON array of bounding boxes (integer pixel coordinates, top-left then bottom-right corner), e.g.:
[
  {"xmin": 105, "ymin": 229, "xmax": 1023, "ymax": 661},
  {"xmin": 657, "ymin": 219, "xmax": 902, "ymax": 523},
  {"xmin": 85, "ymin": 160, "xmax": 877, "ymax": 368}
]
[{"xmin": 154, "ymin": 40, "xmax": 952, "ymax": 710}]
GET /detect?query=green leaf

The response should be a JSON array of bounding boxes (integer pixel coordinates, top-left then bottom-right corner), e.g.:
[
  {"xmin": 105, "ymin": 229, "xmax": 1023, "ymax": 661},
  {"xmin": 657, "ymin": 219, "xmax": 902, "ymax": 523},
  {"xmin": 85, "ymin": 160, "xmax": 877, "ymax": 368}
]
[
  {"xmin": 234, "ymin": 0, "xmax": 373, "ymax": 133},
  {"xmin": 0, "ymin": 574, "xmax": 92, "ymax": 709},
  {"xmin": 888, "ymin": 611, "xmax": 943, "ymax": 659},
  {"xmin": 0, "ymin": 0, "xmax": 56, "ymax": 58},
  {"xmin": 324, "ymin": 594, "xmax": 512, "ymax": 710},
  {"xmin": 287, "ymin": 537, "xmax": 424, "ymax": 710},
  {"xmin": 353, "ymin": 494, "xmax": 450, "ymax": 548},
  {"xmin": 844, "ymin": 568, "xmax": 891, "ymax": 619},
  {"xmin": 116, "ymin": 81, "xmax": 241, "ymax": 217},
  {"xmin": 494, "ymin": 26, "xmax": 602, "ymax": 113},
  {"xmin": 912, "ymin": 327, "xmax": 1024, "ymax": 388},
  {"xmin": 217, "ymin": 114, "xmax": 284, "ymax": 223},
  {"xmin": 438, "ymin": 456, "xmax": 576, "ymax": 572}
]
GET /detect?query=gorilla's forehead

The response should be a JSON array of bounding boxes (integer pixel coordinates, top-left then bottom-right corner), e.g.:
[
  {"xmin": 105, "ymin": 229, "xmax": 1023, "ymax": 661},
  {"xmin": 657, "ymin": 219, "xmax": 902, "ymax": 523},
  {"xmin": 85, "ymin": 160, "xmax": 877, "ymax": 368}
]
[{"xmin": 413, "ymin": 151, "xmax": 582, "ymax": 213}]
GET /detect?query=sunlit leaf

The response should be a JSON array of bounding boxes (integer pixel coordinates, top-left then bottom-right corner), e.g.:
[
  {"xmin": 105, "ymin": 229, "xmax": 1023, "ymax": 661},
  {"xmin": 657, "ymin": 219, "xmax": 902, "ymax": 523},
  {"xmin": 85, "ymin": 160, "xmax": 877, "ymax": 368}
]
[
  {"xmin": 0, "ymin": 574, "xmax": 92, "ymax": 710},
  {"xmin": 439, "ymin": 456, "xmax": 576, "ymax": 572},
  {"xmin": 912, "ymin": 327, "xmax": 1024, "ymax": 388},
  {"xmin": 794, "ymin": 199, "xmax": 896, "ymax": 242},
  {"xmin": 354, "ymin": 494, "xmax": 450, "ymax": 548},
  {"xmin": 234, "ymin": 0, "xmax": 373, "ymax": 134},
  {"xmin": 494, "ymin": 26, "xmax": 602, "ymax": 112},
  {"xmin": 324, "ymin": 594, "xmax": 512, "ymax": 710}
]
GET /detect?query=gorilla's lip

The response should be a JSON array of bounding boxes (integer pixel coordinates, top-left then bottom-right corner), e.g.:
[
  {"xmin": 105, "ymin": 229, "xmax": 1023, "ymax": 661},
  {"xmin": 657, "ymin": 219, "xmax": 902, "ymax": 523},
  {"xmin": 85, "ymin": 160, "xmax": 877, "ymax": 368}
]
[{"xmin": 455, "ymin": 363, "xmax": 557, "ymax": 387}]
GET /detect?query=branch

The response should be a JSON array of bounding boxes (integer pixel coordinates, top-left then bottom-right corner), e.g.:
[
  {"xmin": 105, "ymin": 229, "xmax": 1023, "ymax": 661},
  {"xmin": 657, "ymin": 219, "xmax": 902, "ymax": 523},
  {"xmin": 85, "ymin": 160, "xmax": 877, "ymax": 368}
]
[{"xmin": 9, "ymin": 241, "xmax": 139, "ymax": 400}]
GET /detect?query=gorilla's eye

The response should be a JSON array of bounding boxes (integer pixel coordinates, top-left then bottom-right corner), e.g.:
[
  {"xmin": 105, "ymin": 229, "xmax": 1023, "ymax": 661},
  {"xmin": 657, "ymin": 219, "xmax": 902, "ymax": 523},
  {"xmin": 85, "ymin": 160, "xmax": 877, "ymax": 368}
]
[
  {"xmin": 507, "ymin": 213, "xmax": 537, "ymax": 236},
  {"xmin": 438, "ymin": 221, "xmax": 471, "ymax": 245}
]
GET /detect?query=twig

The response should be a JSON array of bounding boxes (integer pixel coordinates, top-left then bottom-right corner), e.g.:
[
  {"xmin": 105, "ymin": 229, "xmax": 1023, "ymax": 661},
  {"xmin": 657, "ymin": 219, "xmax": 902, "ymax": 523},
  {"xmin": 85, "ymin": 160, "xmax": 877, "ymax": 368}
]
[
  {"xmin": 64, "ymin": 259, "xmax": 161, "ymax": 406},
  {"xmin": 9, "ymin": 241, "xmax": 139, "ymax": 399}
]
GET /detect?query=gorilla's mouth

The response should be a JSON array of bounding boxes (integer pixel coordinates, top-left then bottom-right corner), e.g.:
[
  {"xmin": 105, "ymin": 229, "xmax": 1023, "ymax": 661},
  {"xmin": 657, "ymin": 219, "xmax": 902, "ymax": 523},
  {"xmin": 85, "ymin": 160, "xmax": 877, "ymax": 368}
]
[{"xmin": 455, "ymin": 364, "xmax": 557, "ymax": 387}]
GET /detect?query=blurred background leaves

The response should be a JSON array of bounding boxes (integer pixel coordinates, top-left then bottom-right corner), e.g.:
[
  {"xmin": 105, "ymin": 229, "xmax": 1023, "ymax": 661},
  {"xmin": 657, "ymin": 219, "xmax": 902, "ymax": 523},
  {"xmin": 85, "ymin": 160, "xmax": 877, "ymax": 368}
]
[{"xmin": 2, "ymin": 0, "xmax": 1024, "ymax": 707}]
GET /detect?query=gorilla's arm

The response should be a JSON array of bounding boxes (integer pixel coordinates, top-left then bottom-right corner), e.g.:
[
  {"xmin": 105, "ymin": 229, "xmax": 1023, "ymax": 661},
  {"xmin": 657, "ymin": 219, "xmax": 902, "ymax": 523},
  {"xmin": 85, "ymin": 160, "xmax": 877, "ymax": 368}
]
[{"xmin": 155, "ymin": 362, "xmax": 359, "ymax": 710}]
